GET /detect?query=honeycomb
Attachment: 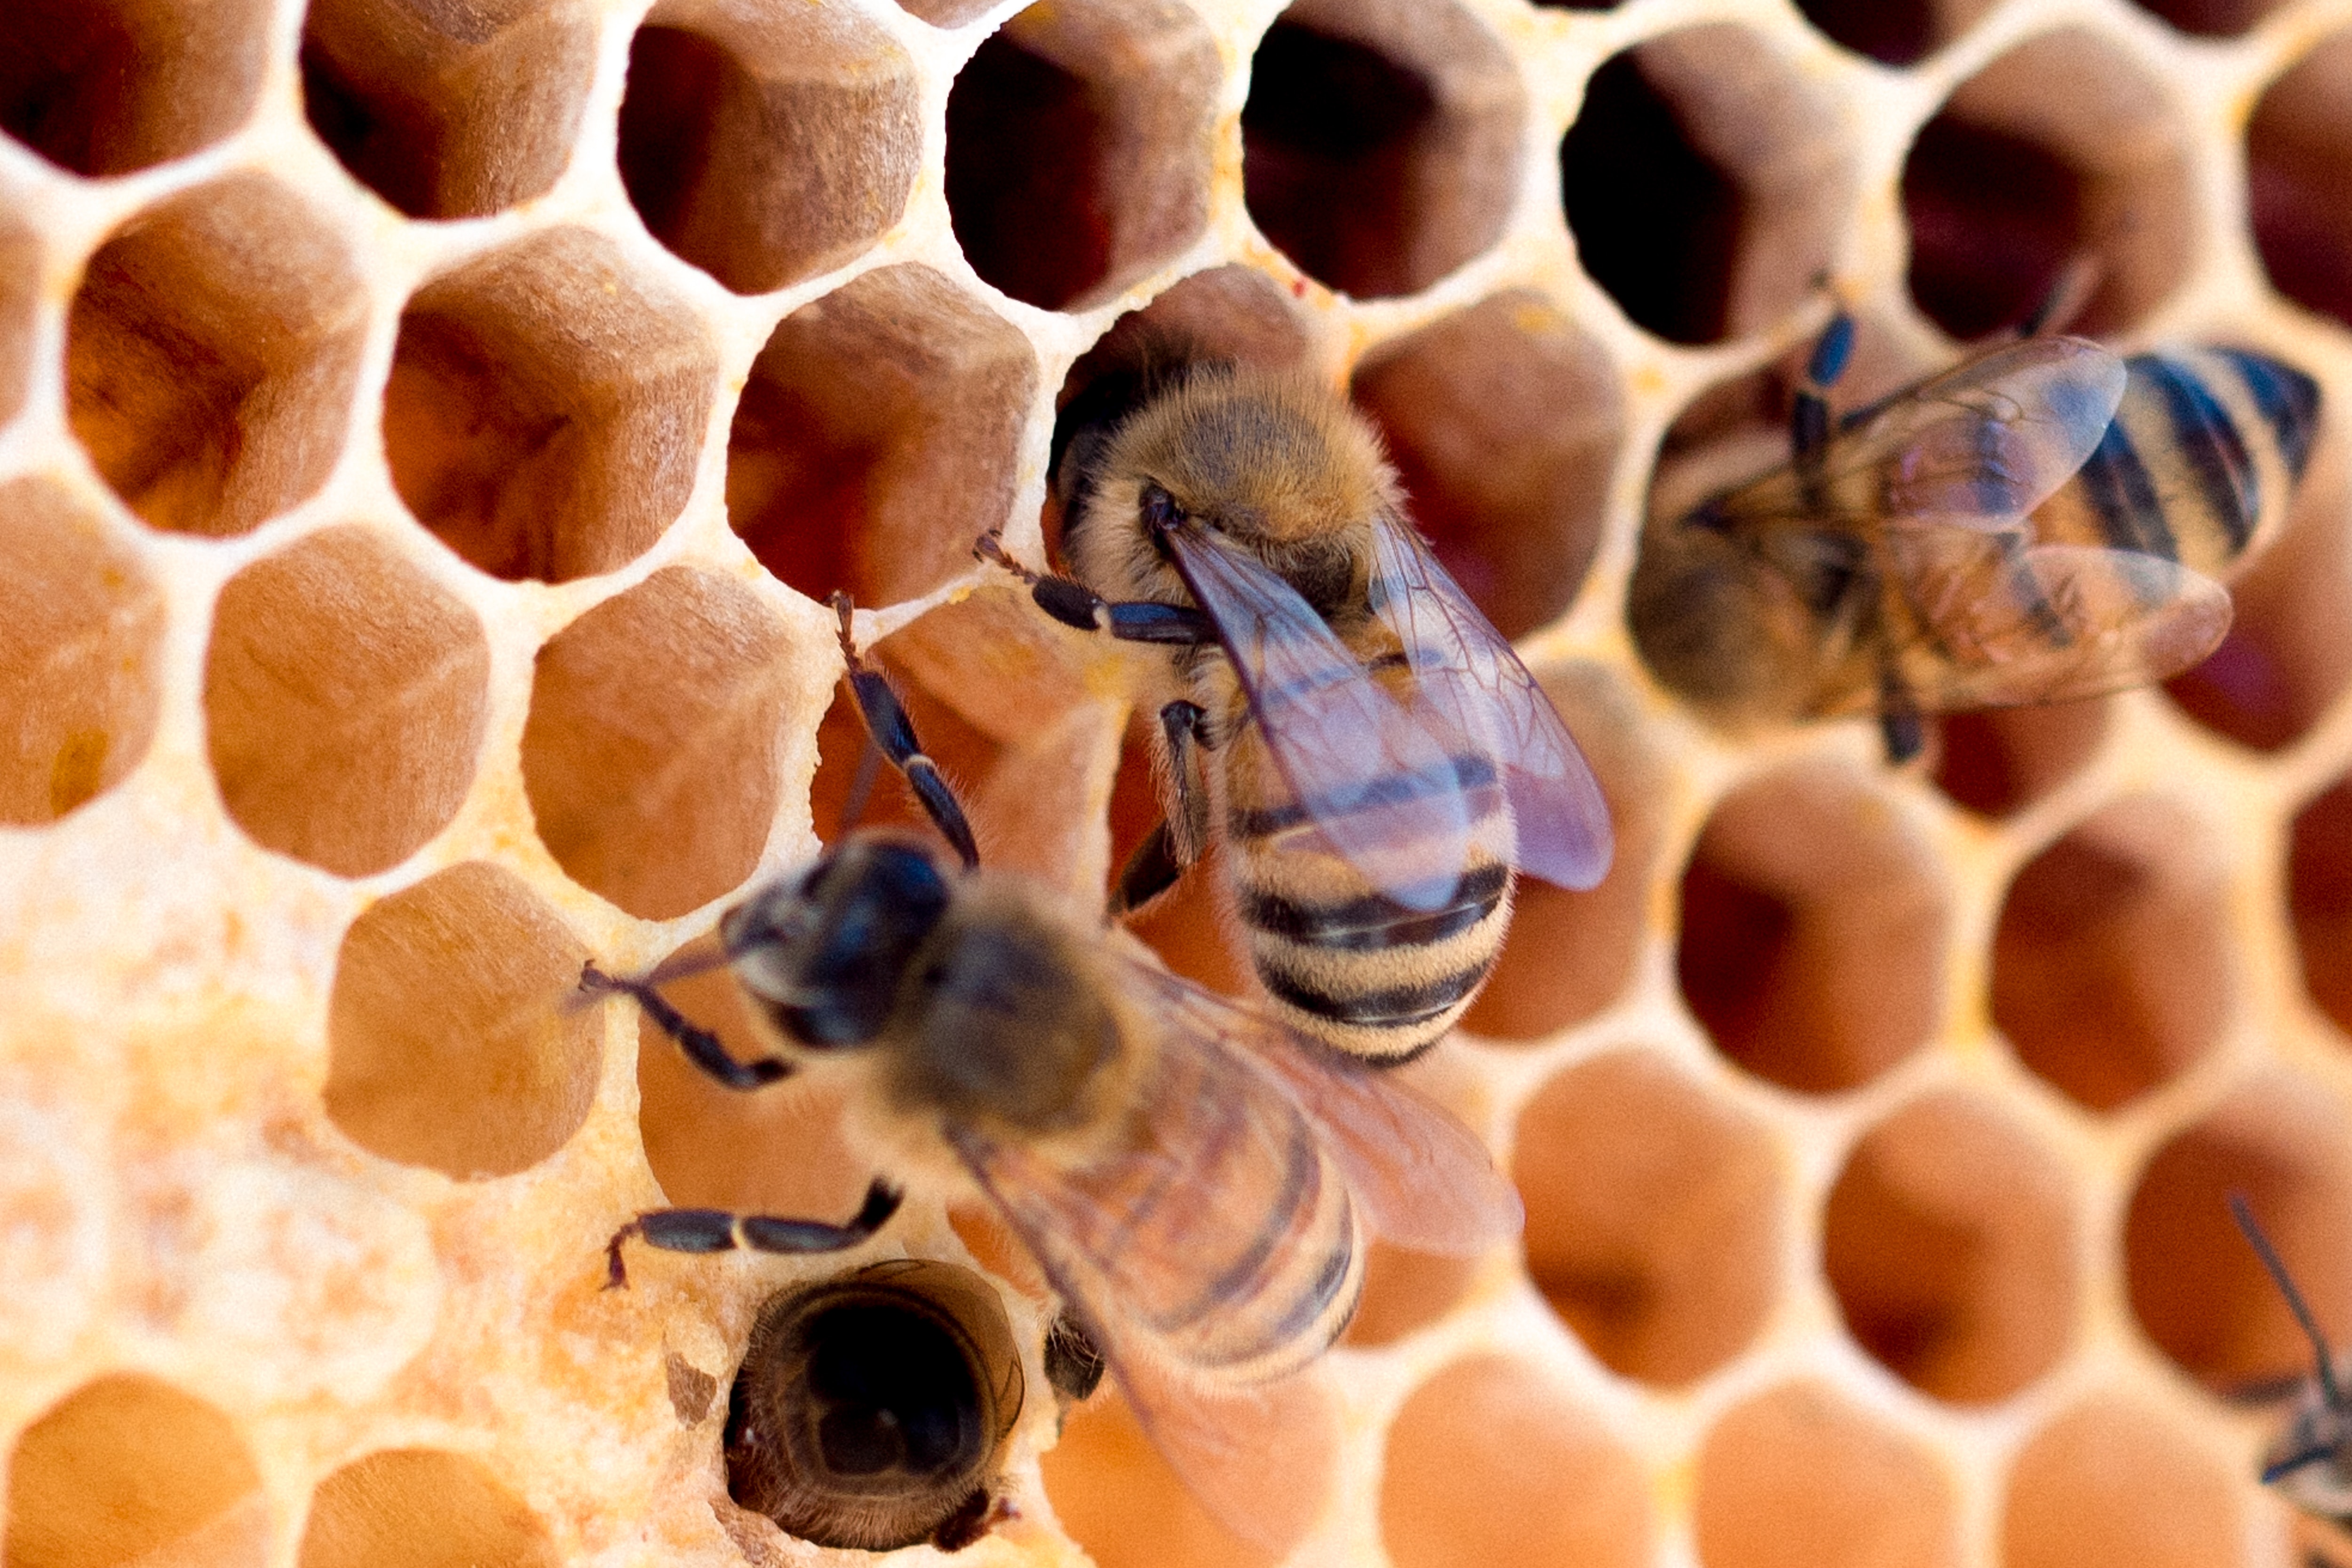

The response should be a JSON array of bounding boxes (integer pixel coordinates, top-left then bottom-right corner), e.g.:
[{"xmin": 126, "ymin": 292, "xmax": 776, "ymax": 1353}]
[{"xmin": 7, "ymin": 0, "xmax": 2352, "ymax": 1563}]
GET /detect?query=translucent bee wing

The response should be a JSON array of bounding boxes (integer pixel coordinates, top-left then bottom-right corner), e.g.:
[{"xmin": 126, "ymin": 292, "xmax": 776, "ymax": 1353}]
[
  {"xmin": 1117, "ymin": 950, "xmax": 1524, "ymax": 1257},
  {"xmin": 1367, "ymin": 517, "xmax": 1613, "ymax": 891},
  {"xmin": 1865, "ymin": 525, "xmax": 2233, "ymax": 714},
  {"xmin": 1705, "ymin": 337, "xmax": 2130, "ymax": 532},
  {"xmin": 1158, "ymin": 517, "xmax": 1473, "ymax": 911}
]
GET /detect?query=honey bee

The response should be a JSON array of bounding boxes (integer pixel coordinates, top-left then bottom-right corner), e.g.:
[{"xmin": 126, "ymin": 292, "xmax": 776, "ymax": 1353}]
[
  {"xmin": 587, "ymin": 599, "xmax": 1520, "ymax": 1550},
  {"xmin": 978, "ymin": 355, "xmax": 1613, "ymax": 1066},
  {"xmin": 725, "ymin": 1260, "xmax": 1025, "ymax": 1552},
  {"xmin": 1630, "ymin": 313, "xmax": 2321, "ymax": 762},
  {"xmin": 2229, "ymin": 1195, "xmax": 2352, "ymax": 1564}
]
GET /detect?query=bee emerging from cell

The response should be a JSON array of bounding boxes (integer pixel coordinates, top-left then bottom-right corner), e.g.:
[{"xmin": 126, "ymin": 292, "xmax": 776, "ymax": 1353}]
[
  {"xmin": 2228, "ymin": 1194, "xmax": 2352, "ymax": 1566},
  {"xmin": 1632, "ymin": 303, "xmax": 2321, "ymax": 764},
  {"xmin": 582, "ymin": 595, "xmax": 1521, "ymax": 1553},
  {"xmin": 977, "ymin": 346, "xmax": 1613, "ymax": 1067}
]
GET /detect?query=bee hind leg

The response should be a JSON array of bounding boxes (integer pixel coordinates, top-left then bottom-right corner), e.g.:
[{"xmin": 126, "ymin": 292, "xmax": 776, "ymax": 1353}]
[
  {"xmin": 1792, "ymin": 307, "xmax": 1857, "ymax": 473},
  {"xmin": 603, "ymin": 1180, "xmax": 904, "ymax": 1289},
  {"xmin": 831, "ymin": 592, "xmax": 980, "ymax": 871}
]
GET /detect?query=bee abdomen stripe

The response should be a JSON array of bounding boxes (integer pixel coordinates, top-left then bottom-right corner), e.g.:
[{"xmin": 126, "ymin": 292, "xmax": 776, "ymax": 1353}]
[
  {"xmin": 1240, "ymin": 863, "xmax": 1509, "ymax": 952},
  {"xmin": 2075, "ymin": 415, "xmax": 2176, "ymax": 560},
  {"xmin": 1262, "ymin": 960, "xmax": 1488, "ymax": 1028},
  {"xmin": 1226, "ymin": 754, "xmax": 1500, "ymax": 841},
  {"xmin": 2145, "ymin": 357, "xmax": 2258, "ymax": 551},
  {"xmin": 2217, "ymin": 348, "xmax": 2321, "ymax": 481},
  {"xmin": 1261, "ymin": 1227, "xmax": 1358, "ymax": 1351}
]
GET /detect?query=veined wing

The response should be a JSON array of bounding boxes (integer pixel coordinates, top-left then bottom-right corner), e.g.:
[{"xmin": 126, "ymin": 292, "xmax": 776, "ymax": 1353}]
[
  {"xmin": 1158, "ymin": 516, "xmax": 1472, "ymax": 911},
  {"xmin": 1701, "ymin": 337, "xmax": 2130, "ymax": 533},
  {"xmin": 1367, "ymin": 517, "xmax": 1613, "ymax": 891},
  {"xmin": 1852, "ymin": 523, "xmax": 2232, "ymax": 716}
]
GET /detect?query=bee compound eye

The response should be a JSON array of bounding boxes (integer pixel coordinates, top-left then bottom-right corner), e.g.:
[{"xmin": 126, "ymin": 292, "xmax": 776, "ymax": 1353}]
[
  {"xmin": 726, "ymin": 1259, "xmax": 1024, "ymax": 1552},
  {"xmin": 1140, "ymin": 483, "xmax": 1182, "ymax": 532}
]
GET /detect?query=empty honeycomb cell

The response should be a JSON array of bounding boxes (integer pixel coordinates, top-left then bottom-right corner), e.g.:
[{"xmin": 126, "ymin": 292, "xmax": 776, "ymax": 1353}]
[
  {"xmin": 0, "ymin": 477, "xmax": 166, "ymax": 825},
  {"xmin": 298, "ymin": 1449, "xmax": 556, "ymax": 1568},
  {"xmin": 521, "ymin": 568, "xmax": 795, "ymax": 919},
  {"xmin": 0, "ymin": 211, "xmax": 34, "ymax": 427},
  {"xmin": 382, "ymin": 228, "xmax": 716, "ymax": 583},
  {"xmin": 1990, "ymin": 797, "xmax": 2231, "ymax": 1112},
  {"xmin": 616, "ymin": 2, "xmax": 919, "ymax": 296},
  {"xmin": 1240, "ymin": 0, "xmax": 1523, "ymax": 302},
  {"xmin": 2123, "ymin": 1077, "xmax": 2352, "ymax": 1393},
  {"xmin": 1514, "ymin": 1048, "xmax": 1782, "ymax": 1386},
  {"xmin": 1822, "ymin": 1090, "xmax": 2077, "ymax": 1403},
  {"xmin": 1378, "ymin": 1355, "xmax": 1652, "ymax": 1568},
  {"xmin": 65, "ymin": 175, "xmax": 367, "ymax": 539},
  {"xmin": 726, "ymin": 265, "xmax": 1034, "ymax": 606},
  {"xmin": 2165, "ymin": 428, "xmax": 2351, "ymax": 754},
  {"xmin": 1561, "ymin": 26, "xmax": 1851, "ymax": 347},
  {"xmin": 1465, "ymin": 664, "xmax": 1662, "ymax": 1041},
  {"xmin": 1056, "ymin": 266, "xmax": 1312, "ymax": 436},
  {"xmin": 1902, "ymin": 29, "xmax": 2193, "ymax": 340},
  {"xmin": 2248, "ymin": 34, "xmax": 2352, "ymax": 329},
  {"xmin": 300, "ymin": 0, "xmax": 597, "ymax": 221},
  {"xmin": 1999, "ymin": 1396, "xmax": 2244, "ymax": 1568},
  {"xmin": 944, "ymin": 0, "xmax": 1218, "ymax": 312},
  {"xmin": 1677, "ymin": 762, "xmax": 1949, "ymax": 1094},
  {"xmin": 634, "ymin": 938, "xmax": 870, "ymax": 1217},
  {"xmin": 2290, "ymin": 774, "xmax": 2352, "ymax": 1035},
  {"xmin": 204, "ymin": 527, "xmax": 490, "ymax": 878},
  {"xmin": 2, "ymin": 1374, "xmax": 267, "ymax": 1568},
  {"xmin": 1791, "ymin": 0, "xmax": 1993, "ymax": 65},
  {"xmin": 1930, "ymin": 700, "xmax": 2108, "ymax": 820},
  {"xmin": 1350, "ymin": 291, "xmax": 1621, "ymax": 642},
  {"xmin": 0, "ymin": 0, "xmax": 269, "ymax": 176},
  {"xmin": 2126, "ymin": 0, "xmax": 2290, "ymax": 39},
  {"xmin": 325, "ymin": 861, "xmax": 599, "ymax": 1179},
  {"xmin": 1339, "ymin": 1241, "xmax": 1479, "ymax": 1350},
  {"xmin": 1692, "ymin": 1381, "xmax": 1960, "ymax": 1568}
]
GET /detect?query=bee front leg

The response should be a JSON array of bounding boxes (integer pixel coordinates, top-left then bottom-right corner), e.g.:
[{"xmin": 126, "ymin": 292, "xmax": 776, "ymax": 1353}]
[
  {"xmin": 580, "ymin": 961, "xmax": 789, "ymax": 1090},
  {"xmin": 1793, "ymin": 307, "xmax": 1857, "ymax": 476},
  {"xmin": 975, "ymin": 533, "xmax": 1218, "ymax": 647},
  {"xmin": 832, "ymin": 592, "xmax": 979, "ymax": 870},
  {"xmin": 1111, "ymin": 701, "xmax": 1213, "ymax": 916},
  {"xmin": 604, "ymin": 1179, "xmax": 905, "ymax": 1289}
]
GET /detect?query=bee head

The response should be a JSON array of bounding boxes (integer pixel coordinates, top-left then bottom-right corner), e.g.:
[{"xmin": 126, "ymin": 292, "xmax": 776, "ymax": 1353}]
[{"xmin": 722, "ymin": 834, "xmax": 952, "ymax": 1049}]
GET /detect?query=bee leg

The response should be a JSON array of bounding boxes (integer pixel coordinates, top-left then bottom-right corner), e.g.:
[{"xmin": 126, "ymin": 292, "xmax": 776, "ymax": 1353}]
[
  {"xmin": 603, "ymin": 1179, "xmax": 904, "ymax": 1289},
  {"xmin": 1112, "ymin": 700, "xmax": 1213, "ymax": 916},
  {"xmin": 830, "ymin": 592, "xmax": 980, "ymax": 871},
  {"xmin": 976, "ymin": 533, "xmax": 1218, "ymax": 646},
  {"xmin": 1112, "ymin": 822, "xmax": 1184, "ymax": 916},
  {"xmin": 1043, "ymin": 1311, "xmax": 1106, "ymax": 1404},
  {"xmin": 580, "ymin": 961, "xmax": 790, "ymax": 1090},
  {"xmin": 1792, "ymin": 307, "xmax": 1857, "ymax": 474}
]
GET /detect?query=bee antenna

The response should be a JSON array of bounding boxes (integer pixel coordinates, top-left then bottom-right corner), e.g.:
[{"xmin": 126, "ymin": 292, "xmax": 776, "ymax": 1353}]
[
  {"xmin": 2263, "ymin": 1438, "xmax": 2343, "ymax": 1485},
  {"xmin": 2230, "ymin": 1191, "xmax": 2344, "ymax": 1409}
]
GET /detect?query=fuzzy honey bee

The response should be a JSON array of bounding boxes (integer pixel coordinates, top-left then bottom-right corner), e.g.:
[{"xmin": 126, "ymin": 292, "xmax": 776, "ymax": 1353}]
[
  {"xmin": 979, "ymin": 354, "xmax": 1613, "ymax": 1066},
  {"xmin": 2228, "ymin": 1195, "xmax": 2352, "ymax": 1566},
  {"xmin": 1631, "ymin": 311, "xmax": 2321, "ymax": 762},
  {"xmin": 586, "ymin": 599, "xmax": 1520, "ymax": 1551}
]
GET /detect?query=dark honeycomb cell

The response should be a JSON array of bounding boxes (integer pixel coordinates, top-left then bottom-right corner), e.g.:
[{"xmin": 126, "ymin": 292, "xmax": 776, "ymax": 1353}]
[
  {"xmin": 946, "ymin": 0, "xmax": 1219, "ymax": 311},
  {"xmin": 1903, "ymin": 29, "xmax": 2193, "ymax": 338},
  {"xmin": 2125, "ymin": 0, "xmax": 2290, "ymax": 37},
  {"xmin": 1930, "ymin": 700, "xmax": 2108, "ymax": 819},
  {"xmin": 1562, "ymin": 25, "xmax": 1851, "ymax": 345},
  {"xmin": 66, "ymin": 175, "xmax": 367, "ymax": 538},
  {"xmin": 3, "ymin": 1374, "xmax": 267, "ymax": 1568},
  {"xmin": 521, "ymin": 568, "xmax": 797, "ymax": 919},
  {"xmin": 205, "ymin": 528, "xmax": 490, "ymax": 877},
  {"xmin": 2000, "ymin": 1398, "xmax": 2244, "ymax": 1568},
  {"xmin": 1515, "ymin": 1049, "xmax": 1782, "ymax": 1385},
  {"xmin": 727, "ymin": 265, "xmax": 1034, "ymax": 607},
  {"xmin": 1242, "ymin": 0, "xmax": 1523, "ymax": 301},
  {"xmin": 2291, "ymin": 773, "xmax": 2352, "ymax": 1036},
  {"xmin": 302, "ymin": 0, "xmax": 597, "ymax": 221},
  {"xmin": 0, "ymin": 478, "xmax": 166, "ymax": 825},
  {"xmin": 2249, "ymin": 34, "xmax": 2352, "ymax": 329},
  {"xmin": 1990, "ymin": 798, "xmax": 2231, "ymax": 1112},
  {"xmin": 383, "ymin": 228, "xmax": 716, "ymax": 583},
  {"xmin": 299, "ymin": 1449, "xmax": 557, "ymax": 1568},
  {"xmin": 1677, "ymin": 763, "xmax": 1949, "ymax": 1093},
  {"xmin": 0, "ymin": 0, "xmax": 269, "ymax": 175},
  {"xmin": 1351, "ymin": 291, "xmax": 1621, "ymax": 642},
  {"xmin": 1694, "ymin": 1383, "xmax": 1960, "ymax": 1568},
  {"xmin": 1792, "ymin": 0, "xmax": 1994, "ymax": 65},
  {"xmin": 618, "ymin": 1, "xmax": 919, "ymax": 295},
  {"xmin": 2123, "ymin": 1077, "xmax": 2352, "ymax": 1395},
  {"xmin": 1380, "ymin": 1357, "xmax": 1652, "ymax": 1568},
  {"xmin": 1464, "ymin": 665, "xmax": 1664, "ymax": 1041},
  {"xmin": 1823, "ymin": 1092, "xmax": 2077, "ymax": 1403},
  {"xmin": 325, "ymin": 862, "xmax": 599, "ymax": 1179}
]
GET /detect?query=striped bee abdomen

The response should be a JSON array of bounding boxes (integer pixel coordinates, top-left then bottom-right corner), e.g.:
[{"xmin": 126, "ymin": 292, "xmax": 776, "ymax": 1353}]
[{"xmin": 2034, "ymin": 347, "xmax": 2320, "ymax": 578}]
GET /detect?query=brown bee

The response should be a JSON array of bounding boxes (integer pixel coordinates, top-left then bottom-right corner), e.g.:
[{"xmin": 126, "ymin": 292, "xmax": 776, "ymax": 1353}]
[
  {"xmin": 1632, "ymin": 313, "xmax": 2320, "ymax": 761},
  {"xmin": 587, "ymin": 599, "xmax": 1520, "ymax": 1551},
  {"xmin": 2230, "ymin": 1195, "xmax": 2352, "ymax": 1565},
  {"xmin": 982, "ymin": 356, "xmax": 1612, "ymax": 1066}
]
